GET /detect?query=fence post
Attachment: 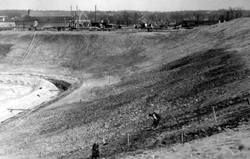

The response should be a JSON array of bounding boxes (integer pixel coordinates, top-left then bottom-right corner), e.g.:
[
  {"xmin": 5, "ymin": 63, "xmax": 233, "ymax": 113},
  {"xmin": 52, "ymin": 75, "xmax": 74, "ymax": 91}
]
[
  {"xmin": 180, "ymin": 125, "xmax": 184, "ymax": 143},
  {"xmin": 127, "ymin": 132, "xmax": 130, "ymax": 147},
  {"xmin": 212, "ymin": 106, "xmax": 217, "ymax": 123},
  {"xmin": 197, "ymin": 105, "xmax": 201, "ymax": 124},
  {"xmin": 181, "ymin": 131, "xmax": 184, "ymax": 143}
]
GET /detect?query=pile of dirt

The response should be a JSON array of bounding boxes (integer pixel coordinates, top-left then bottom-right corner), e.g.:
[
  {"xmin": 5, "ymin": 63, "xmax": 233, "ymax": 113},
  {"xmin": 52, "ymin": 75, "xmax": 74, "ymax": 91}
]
[{"xmin": 0, "ymin": 18, "xmax": 250, "ymax": 159}]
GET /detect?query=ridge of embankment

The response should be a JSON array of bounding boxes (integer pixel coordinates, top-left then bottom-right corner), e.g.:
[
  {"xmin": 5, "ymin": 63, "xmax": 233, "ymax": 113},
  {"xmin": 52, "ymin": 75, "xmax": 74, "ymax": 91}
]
[{"xmin": 0, "ymin": 19, "xmax": 249, "ymax": 76}]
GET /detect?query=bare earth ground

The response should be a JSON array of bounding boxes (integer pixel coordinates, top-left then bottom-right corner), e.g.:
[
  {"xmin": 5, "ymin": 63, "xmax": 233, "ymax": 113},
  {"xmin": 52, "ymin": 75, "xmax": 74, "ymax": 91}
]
[
  {"xmin": 0, "ymin": 73, "xmax": 60, "ymax": 122},
  {"xmin": 0, "ymin": 18, "xmax": 250, "ymax": 159}
]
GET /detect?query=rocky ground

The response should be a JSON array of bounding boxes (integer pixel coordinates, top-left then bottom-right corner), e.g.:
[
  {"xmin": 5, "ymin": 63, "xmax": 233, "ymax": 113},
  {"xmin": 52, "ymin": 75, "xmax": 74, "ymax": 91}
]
[{"xmin": 0, "ymin": 18, "xmax": 250, "ymax": 159}]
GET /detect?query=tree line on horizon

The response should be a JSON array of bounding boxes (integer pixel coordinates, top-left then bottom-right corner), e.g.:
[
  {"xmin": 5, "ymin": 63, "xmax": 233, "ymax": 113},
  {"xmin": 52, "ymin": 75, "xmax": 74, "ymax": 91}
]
[{"xmin": 0, "ymin": 7, "xmax": 249, "ymax": 26}]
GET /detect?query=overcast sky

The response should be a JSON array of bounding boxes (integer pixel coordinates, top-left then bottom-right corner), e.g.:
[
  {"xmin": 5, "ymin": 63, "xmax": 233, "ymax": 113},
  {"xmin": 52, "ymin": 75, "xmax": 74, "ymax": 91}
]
[{"xmin": 0, "ymin": 0, "xmax": 249, "ymax": 11}]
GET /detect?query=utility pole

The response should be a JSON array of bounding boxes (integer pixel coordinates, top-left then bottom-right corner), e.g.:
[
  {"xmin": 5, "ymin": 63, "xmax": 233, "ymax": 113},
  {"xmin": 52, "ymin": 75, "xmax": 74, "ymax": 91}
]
[
  {"xmin": 95, "ymin": 5, "xmax": 97, "ymax": 22},
  {"xmin": 76, "ymin": 6, "xmax": 78, "ymax": 16},
  {"xmin": 197, "ymin": 14, "xmax": 199, "ymax": 27}
]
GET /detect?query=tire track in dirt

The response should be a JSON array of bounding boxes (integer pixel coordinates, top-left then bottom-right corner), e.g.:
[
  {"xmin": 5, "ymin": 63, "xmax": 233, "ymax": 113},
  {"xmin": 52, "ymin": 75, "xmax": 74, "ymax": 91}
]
[{"xmin": 16, "ymin": 31, "xmax": 37, "ymax": 67}]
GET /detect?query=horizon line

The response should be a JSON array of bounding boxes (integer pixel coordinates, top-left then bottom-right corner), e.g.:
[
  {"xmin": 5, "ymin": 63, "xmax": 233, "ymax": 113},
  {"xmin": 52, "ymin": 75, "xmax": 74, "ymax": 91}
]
[{"xmin": 0, "ymin": 8, "xmax": 249, "ymax": 12}]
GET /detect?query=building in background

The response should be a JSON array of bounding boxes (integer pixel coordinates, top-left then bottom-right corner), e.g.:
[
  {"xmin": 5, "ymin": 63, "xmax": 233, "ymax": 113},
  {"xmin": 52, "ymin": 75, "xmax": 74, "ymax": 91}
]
[{"xmin": 0, "ymin": 16, "xmax": 7, "ymax": 21}]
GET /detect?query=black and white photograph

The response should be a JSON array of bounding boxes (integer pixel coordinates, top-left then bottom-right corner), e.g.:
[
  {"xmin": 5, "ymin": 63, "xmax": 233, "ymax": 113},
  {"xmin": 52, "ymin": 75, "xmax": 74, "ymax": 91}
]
[{"xmin": 0, "ymin": 0, "xmax": 250, "ymax": 158}]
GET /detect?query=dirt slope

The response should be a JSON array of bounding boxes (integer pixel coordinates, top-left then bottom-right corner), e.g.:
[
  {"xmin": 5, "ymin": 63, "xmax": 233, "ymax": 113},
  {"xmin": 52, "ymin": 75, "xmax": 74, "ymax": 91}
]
[{"xmin": 0, "ymin": 18, "xmax": 250, "ymax": 159}]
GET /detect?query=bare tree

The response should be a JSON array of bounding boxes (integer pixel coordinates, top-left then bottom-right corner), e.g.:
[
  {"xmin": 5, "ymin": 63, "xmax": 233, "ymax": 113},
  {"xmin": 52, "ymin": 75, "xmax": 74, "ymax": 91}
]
[
  {"xmin": 123, "ymin": 11, "xmax": 131, "ymax": 26},
  {"xmin": 132, "ymin": 12, "xmax": 140, "ymax": 24},
  {"xmin": 224, "ymin": 7, "xmax": 244, "ymax": 21},
  {"xmin": 235, "ymin": 7, "xmax": 243, "ymax": 18}
]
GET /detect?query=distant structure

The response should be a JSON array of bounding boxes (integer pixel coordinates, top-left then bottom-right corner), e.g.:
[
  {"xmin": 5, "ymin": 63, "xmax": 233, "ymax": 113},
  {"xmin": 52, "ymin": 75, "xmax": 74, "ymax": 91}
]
[
  {"xmin": 0, "ymin": 16, "xmax": 16, "ymax": 30},
  {"xmin": 15, "ymin": 9, "xmax": 90, "ymax": 30},
  {"xmin": 0, "ymin": 16, "xmax": 7, "ymax": 21},
  {"xmin": 22, "ymin": 10, "xmax": 74, "ymax": 29},
  {"xmin": 168, "ymin": 20, "xmax": 177, "ymax": 28},
  {"xmin": 182, "ymin": 20, "xmax": 218, "ymax": 29}
]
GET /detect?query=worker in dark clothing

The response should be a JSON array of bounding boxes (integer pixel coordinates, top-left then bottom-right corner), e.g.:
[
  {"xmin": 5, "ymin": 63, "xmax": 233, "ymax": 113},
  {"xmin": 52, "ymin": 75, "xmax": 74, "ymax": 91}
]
[
  {"xmin": 91, "ymin": 143, "xmax": 100, "ymax": 159},
  {"xmin": 149, "ymin": 112, "xmax": 161, "ymax": 128}
]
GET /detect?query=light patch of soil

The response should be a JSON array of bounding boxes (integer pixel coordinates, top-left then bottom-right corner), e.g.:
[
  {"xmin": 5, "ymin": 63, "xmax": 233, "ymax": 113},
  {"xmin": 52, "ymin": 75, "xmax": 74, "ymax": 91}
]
[{"xmin": 0, "ymin": 74, "xmax": 59, "ymax": 122}]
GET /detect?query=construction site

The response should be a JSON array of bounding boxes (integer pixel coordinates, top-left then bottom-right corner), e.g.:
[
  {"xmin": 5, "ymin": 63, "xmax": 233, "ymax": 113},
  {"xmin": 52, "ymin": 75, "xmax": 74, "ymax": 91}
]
[{"xmin": 0, "ymin": 17, "xmax": 250, "ymax": 159}]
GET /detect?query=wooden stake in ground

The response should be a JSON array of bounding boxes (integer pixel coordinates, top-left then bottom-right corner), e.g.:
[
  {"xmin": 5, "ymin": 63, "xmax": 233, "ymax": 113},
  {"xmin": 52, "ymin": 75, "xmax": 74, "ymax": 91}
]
[
  {"xmin": 196, "ymin": 105, "xmax": 201, "ymax": 124},
  {"xmin": 181, "ymin": 131, "xmax": 184, "ymax": 143},
  {"xmin": 127, "ymin": 133, "xmax": 130, "ymax": 147},
  {"xmin": 212, "ymin": 106, "xmax": 217, "ymax": 123},
  {"xmin": 180, "ymin": 125, "xmax": 184, "ymax": 143},
  {"xmin": 247, "ymin": 97, "xmax": 250, "ymax": 105}
]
